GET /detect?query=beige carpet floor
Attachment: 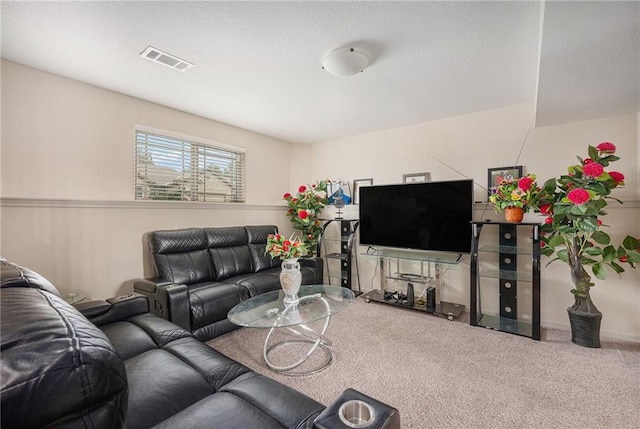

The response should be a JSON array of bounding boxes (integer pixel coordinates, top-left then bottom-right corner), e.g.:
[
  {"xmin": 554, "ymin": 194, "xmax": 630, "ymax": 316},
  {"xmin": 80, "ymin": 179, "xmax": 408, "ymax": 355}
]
[{"xmin": 207, "ymin": 297, "xmax": 640, "ymax": 429}]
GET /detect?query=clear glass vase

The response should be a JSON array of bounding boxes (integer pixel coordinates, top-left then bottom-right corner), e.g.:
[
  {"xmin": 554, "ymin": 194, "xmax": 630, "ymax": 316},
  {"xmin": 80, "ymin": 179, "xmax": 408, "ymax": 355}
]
[{"xmin": 280, "ymin": 258, "xmax": 302, "ymax": 305}]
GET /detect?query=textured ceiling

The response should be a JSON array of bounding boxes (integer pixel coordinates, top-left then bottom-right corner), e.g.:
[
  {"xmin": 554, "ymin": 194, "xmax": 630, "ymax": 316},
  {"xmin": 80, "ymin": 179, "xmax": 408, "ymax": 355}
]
[{"xmin": 1, "ymin": 1, "xmax": 638, "ymax": 144}]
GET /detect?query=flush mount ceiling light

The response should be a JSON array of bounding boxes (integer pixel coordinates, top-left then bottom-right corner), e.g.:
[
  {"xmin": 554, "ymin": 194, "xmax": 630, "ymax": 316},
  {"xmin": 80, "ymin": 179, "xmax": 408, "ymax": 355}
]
[
  {"xmin": 140, "ymin": 46, "xmax": 193, "ymax": 72},
  {"xmin": 321, "ymin": 47, "xmax": 369, "ymax": 76}
]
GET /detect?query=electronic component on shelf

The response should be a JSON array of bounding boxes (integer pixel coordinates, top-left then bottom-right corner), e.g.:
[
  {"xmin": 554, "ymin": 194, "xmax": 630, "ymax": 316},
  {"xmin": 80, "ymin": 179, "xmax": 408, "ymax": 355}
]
[
  {"xmin": 426, "ymin": 286, "xmax": 436, "ymax": 312},
  {"xmin": 406, "ymin": 283, "xmax": 414, "ymax": 307}
]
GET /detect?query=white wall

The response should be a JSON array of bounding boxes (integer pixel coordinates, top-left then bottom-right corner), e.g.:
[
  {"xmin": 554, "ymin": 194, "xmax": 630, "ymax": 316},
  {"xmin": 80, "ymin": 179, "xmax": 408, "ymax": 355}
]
[
  {"xmin": 310, "ymin": 105, "xmax": 640, "ymax": 341},
  {"xmin": 0, "ymin": 60, "xmax": 298, "ymax": 299}
]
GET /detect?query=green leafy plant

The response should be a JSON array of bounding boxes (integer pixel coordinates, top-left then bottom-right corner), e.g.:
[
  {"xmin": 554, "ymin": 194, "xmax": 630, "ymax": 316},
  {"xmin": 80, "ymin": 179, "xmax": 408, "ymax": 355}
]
[
  {"xmin": 265, "ymin": 233, "xmax": 309, "ymax": 260},
  {"xmin": 283, "ymin": 180, "xmax": 329, "ymax": 249},
  {"xmin": 489, "ymin": 173, "xmax": 541, "ymax": 213},
  {"xmin": 537, "ymin": 142, "xmax": 639, "ymax": 308}
]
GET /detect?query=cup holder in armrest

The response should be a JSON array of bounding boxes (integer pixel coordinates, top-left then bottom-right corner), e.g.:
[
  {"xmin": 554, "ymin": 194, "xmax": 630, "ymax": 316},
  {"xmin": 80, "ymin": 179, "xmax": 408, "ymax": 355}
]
[
  {"xmin": 313, "ymin": 388, "xmax": 400, "ymax": 429},
  {"xmin": 339, "ymin": 400, "xmax": 376, "ymax": 428}
]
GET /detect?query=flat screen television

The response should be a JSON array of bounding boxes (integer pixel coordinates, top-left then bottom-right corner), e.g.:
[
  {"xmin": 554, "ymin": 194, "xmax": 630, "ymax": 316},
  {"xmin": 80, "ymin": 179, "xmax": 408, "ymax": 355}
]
[{"xmin": 358, "ymin": 179, "xmax": 474, "ymax": 254}]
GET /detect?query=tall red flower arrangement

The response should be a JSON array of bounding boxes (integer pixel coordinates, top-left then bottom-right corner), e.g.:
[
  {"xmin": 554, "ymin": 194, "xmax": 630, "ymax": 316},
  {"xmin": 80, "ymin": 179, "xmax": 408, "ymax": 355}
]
[
  {"xmin": 283, "ymin": 180, "xmax": 329, "ymax": 250},
  {"xmin": 537, "ymin": 142, "xmax": 639, "ymax": 346}
]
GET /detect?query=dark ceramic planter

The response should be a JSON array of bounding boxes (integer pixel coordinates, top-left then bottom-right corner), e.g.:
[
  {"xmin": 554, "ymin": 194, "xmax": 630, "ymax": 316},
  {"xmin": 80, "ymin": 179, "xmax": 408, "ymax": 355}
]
[{"xmin": 567, "ymin": 307, "xmax": 602, "ymax": 348}]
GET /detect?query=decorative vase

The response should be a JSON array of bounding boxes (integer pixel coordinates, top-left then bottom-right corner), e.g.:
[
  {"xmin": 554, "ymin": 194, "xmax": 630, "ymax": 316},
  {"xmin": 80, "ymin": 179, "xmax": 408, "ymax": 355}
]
[
  {"xmin": 567, "ymin": 301, "xmax": 602, "ymax": 348},
  {"xmin": 280, "ymin": 258, "xmax": 302, "ymax": 305},
  {"xmin": 567, "ymin": 258, "xmax": 602, "ymax": 348},
  {"xmin": 504, "ymin": 206, "xmax": 524, "ymax": 223}
]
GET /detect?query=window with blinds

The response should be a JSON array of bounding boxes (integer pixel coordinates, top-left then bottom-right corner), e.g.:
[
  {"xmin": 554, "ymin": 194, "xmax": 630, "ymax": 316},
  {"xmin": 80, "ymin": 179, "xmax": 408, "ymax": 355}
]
[{"xmin": 135, "ymin": 128, "xmax": 245, "ymax": 203}]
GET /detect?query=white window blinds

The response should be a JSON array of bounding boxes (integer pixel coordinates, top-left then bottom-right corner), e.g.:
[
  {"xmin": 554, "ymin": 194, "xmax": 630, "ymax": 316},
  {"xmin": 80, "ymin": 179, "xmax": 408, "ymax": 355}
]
[{"xmin": 135, "ymin": 128, "xmax": 245, "ymax": 203}]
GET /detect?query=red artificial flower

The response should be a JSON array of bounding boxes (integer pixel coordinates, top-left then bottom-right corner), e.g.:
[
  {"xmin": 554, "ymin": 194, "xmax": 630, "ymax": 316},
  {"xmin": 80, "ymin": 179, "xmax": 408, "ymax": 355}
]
[
  {"xmin": 609, "ymin": 171, "xmax": 625, "ymax": 185},
  {"xmin": 597, "ymin": 219, "xmax": 603, "ymax": 226},
  {"xmin": 619, "ymin": 255, "xmax": 628, "ymax": 263},
  {"xmin": 583, "ymin": 158, "xmax": 593, "ymax": 164},
  {"xmin": 311, "ymin": 184, "xmax": 317, "ymax": 188},
  {"xmin": 583, "ymin": 162, "xmax": 604, "ymax": 178},
  {"xmin": 539, "ymin": 203, "xmax": 552, "ymax": 215},
  {"xmin": 567, "ymin": 188, "xmax": 590, "ymax": 205},
  {"xmin": 283, "ymin": 240, "xmax": 291, "ymax": 251},
  {"xmin": 540, "ymin": 242, "xmax": 545, "ymax": 247},
  {"xmin": 274, "ymin": 234, "xmax": 281, "ymax": 241},
  {"xmin": 518, "ymin": 177, "xmax": 533, "ymax": 192},
  {"xmin": 283, "ymin": 192, "xmax": 291, "ymax": 199},
  {"xmin": 596, "ymin": 142, "xmax": 616, "ymax": 153},
  {"xmin": 298, "ymin": 185, "xmax": 307, "ymax": 193},
  {"xmin": 544, "ymin": 217, "xmax": 553, "ymax": 224},
  {"xmin": 565, "ymin": 183, "xmax": 573, "ymax": 189},
  {"xmin": 298, "ymin": 210, "xmax": 308, "ymax": 220}
]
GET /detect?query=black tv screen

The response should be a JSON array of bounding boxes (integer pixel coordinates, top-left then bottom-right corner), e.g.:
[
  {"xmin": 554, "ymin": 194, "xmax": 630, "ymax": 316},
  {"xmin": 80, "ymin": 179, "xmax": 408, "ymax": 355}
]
[{"xmin": 359, "ymin": 179, "xmax": 473, "ymax": 254}]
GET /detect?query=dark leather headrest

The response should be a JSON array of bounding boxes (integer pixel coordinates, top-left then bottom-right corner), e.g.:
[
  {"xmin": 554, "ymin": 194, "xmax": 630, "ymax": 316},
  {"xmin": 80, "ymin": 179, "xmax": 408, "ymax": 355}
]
[{"xmin": 0, "ymin": 258, "xmax": 59, "ymax": 296}]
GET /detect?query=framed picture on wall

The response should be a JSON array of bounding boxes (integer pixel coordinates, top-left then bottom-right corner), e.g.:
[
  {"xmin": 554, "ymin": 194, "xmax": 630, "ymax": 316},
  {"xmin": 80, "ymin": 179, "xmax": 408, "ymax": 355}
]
[
  {"xmin": 487, "ymin": 166, "xmax": 523, "ymax": 198},
  {"xmin": 402, "ymin": 172, "xmax": 431, "ymax": 183},
  {"xmin": 353, "ymin": 178, "xmax": 373, "ymax": 204}
]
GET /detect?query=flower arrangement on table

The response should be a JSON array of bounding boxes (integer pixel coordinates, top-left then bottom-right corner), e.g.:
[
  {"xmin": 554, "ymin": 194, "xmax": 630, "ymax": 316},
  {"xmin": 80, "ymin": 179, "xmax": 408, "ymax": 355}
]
[
  {"xmin": 283, "ymin": 180, "xmax": 329, "ymax": 250},
  {"xmin": 265, "ymin": 233, "xmax": 309, "ymax": 260},
  {"xmin": 489, "ymin": 173, "xmax": 541, "ymax": 221},
  {"xmin": 535, "ymin": 141, "xmax": 639, "ymax": 347}
]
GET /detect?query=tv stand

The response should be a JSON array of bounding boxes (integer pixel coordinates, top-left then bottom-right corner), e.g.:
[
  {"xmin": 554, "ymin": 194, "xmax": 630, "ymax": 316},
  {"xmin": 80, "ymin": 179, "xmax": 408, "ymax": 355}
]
[{"xmin": 361, "ymin": 248, "xmax": 465, "ymax": 320}]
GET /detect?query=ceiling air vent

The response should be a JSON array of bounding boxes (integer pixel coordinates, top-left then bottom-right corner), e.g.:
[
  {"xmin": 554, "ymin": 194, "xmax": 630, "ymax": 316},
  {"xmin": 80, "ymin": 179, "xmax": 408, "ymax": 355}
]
[{"xmin": 140, "ymin": 46, "xmax": 193, "ymax": 72}]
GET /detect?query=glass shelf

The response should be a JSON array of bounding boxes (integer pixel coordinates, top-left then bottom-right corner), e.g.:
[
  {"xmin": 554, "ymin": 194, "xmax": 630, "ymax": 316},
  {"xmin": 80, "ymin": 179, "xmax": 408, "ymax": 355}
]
[
  {"xmin": 361, "ymin": 248, "xmax": 464, "ymax": 265},
  {"xmin": 475, "ymin": 313, "xmax": 534, "ymax": 338},
  {"xmin": 325, "ymin": 252, "xmax": 348, "ymax": 260},
  {"xmin": 479, "ymin": 269, "xmax": 532, "ymax": 282},
  {"xmin": 478, "ymin": 244, "xmax": 532, "ymax": 255}
]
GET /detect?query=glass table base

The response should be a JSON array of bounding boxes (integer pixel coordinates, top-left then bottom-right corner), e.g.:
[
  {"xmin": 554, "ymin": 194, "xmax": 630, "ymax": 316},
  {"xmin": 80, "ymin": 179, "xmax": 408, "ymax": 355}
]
[{"xmin": 262, "ymin": 297, "xmax": 333, "ymax": 376}]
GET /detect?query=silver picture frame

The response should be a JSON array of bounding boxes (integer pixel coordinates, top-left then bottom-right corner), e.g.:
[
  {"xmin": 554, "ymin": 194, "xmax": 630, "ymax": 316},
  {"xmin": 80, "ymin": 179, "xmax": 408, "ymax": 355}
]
[
  {"xmin": 352, "ymin": 178, "xmax": 373, "ymax": 204},
  {"xmin": 402, "ymin": 172, "xmax": 431, "ymax": 183}
]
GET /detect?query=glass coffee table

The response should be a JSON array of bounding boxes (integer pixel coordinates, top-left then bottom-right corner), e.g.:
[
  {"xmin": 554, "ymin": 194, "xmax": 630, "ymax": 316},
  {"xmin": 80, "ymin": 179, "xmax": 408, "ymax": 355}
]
[{"xmin": 228, "ymin": 284, "xmax": 355, "ymax": 376}]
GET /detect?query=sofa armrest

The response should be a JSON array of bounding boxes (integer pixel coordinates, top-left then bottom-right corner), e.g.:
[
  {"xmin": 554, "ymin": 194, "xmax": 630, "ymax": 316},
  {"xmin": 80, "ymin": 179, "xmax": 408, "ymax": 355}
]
[
  {"xmin": 313, "ymin": 388, "xmax": 400, "ymax": 429},
  {"xmin": 300, "ymin": 257, "xmax": 324, "ymax": 284},
  {"xmin": 133, "ymin": 277, "xmax": 174, "ymax": 294},
  {"xmin": 158, "ymin": 283, "xmax": 191, "ymax": 331},
  {"xmin": 76, "ymin": 294, "xmax": 150, "ymax": 326},
  {"xmin": 134, "ymin": 279, "xmax": 191, "ymax": 331}
]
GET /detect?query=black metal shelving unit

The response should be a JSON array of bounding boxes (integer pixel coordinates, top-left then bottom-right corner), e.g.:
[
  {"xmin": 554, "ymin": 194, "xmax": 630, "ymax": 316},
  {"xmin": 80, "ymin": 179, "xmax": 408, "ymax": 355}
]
[
  {"xmin": 317, "ymin": 218, "xmax": 361, "ymax": 296},
  {"xmin": 470, "ymin": 221, "xmax": 541, "ymax": 340}
]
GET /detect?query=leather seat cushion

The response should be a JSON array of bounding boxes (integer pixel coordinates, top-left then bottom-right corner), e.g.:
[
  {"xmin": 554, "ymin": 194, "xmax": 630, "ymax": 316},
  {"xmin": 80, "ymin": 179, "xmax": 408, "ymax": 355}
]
[
  {"xmin": 227, "ymin": 267, "xmax": 320, "ymax": 297},
  {"xmin": 99, "ymin": 314, "xmax": 252, "ymax": 429},
  {"xmin": 100, "ymin": 313, "xmax": 193, "ymax": 361},
  {"xmin": 188, "ymin": 282, "xmax": 247, "ymax": 330},
  {"xmin": 151, "ymin": 373, "xmax": 323, "ymax": 429},
  {"xmin": 225, "ymin": 270, "xmax": 281, "ymax": 297}
]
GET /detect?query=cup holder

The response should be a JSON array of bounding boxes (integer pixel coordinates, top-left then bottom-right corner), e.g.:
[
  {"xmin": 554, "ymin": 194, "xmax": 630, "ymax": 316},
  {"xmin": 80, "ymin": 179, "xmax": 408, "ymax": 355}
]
[{"xmin": 338, "ymin": 400, "xmax": 376, "ymax": 428}]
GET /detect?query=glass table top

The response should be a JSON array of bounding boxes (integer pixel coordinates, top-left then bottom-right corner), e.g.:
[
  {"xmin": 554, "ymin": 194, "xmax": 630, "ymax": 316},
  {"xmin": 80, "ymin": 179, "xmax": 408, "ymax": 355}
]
[{"xmin": 228, "ymin": 284, "xmax": 355, "ymax": 329}]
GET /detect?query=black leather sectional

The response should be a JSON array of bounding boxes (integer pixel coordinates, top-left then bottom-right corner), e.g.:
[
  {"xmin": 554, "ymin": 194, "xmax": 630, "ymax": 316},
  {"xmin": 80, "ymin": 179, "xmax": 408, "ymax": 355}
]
[
  {"xmin": 134, "ymin": 225, "xmax": 323, "ymax": 341},
  {"xmin": 0, "ymin": 258, "xmax": 400, "ymax": 429}
]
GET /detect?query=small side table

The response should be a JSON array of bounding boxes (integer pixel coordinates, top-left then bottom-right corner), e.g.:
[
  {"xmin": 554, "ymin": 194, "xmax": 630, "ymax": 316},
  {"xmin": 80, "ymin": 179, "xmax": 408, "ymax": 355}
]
[
  {"xmin": 60, "ymin": 289, "xmax": 87, "ymax": 305},
  {"xmin": 228, "ymin": 285, "xmax": 354, "ymax": 376}
]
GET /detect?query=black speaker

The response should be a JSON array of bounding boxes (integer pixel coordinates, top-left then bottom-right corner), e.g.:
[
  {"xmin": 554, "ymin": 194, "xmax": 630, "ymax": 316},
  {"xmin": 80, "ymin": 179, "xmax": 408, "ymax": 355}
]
[
  {"xmin": 426, "ymin": 286, "xmax": 436, "ymax": 312},
  {"xmin": 406, "ymin": 283, "xmax": 414, "ymax": 307}
]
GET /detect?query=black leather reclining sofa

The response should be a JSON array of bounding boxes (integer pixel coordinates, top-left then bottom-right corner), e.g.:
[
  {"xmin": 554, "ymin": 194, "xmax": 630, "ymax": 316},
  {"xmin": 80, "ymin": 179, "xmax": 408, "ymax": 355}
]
[
  {"xmin": 0, "ymin": 258, "xmax": 400, "ymax": 429},
  {"xmin": 134, "ymin": 225, "xmax": 323, "ymax": 341}
]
